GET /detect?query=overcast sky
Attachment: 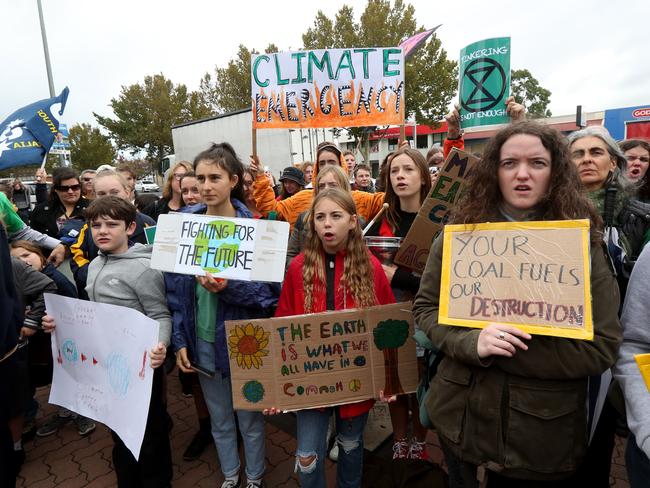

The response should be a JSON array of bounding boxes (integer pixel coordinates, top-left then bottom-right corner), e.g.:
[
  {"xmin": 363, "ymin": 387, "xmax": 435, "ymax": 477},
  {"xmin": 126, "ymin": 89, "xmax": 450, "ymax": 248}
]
[{"xmin": 2, "ymin": 0, "xmax": 648, "ymax": 127}]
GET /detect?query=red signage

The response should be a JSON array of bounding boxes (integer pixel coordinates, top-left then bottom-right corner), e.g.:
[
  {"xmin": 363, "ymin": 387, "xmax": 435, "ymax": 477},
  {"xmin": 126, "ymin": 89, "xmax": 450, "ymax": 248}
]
[{"xmin": 632, "ymin": 108, "xmax": 650, "ymax": 118}]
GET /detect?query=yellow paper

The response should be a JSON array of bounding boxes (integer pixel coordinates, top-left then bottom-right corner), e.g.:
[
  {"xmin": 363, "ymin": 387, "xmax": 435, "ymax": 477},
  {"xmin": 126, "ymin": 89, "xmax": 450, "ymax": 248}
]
[{"xmin": 634, "ymin": 354, "xmax": 650, "ymax": 392}]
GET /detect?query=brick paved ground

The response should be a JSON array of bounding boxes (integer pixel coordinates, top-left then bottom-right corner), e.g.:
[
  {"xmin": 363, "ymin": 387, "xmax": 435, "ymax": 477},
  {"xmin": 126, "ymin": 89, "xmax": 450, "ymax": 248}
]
[{"xmin": 17, "ymin": 376, "xmax": 630, "ymax": 487}]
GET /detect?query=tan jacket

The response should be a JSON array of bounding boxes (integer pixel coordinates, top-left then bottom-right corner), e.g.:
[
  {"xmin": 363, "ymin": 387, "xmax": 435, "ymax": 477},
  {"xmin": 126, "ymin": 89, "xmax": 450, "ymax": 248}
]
[{"xmin": 413, "ymin": 231, "xmax": 622, "ymax": 480}]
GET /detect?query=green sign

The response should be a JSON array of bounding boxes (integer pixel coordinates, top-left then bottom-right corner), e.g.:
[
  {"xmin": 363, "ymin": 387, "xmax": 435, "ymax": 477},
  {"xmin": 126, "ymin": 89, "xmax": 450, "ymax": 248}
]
[
  {"xmin": 459, "ymin": 37, "xmax": 510, "ymax": 128},
  {"xmin": 144, "ymin": 226, "xmax": 156, "ymax": 244}
]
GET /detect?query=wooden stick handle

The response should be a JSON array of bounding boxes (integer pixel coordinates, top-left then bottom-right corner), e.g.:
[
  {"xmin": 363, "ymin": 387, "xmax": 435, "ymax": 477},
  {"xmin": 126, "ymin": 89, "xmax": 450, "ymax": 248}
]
[{"xmin": 362, "ymin": 203, "xmax": 389, "ymax": 236}]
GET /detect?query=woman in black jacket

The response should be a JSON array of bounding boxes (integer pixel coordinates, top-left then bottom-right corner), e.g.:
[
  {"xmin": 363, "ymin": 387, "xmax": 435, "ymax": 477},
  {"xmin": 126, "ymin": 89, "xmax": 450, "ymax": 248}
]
[{"xmin": 29, "ymin": 167, "xmax": 88, "ymax": 240}]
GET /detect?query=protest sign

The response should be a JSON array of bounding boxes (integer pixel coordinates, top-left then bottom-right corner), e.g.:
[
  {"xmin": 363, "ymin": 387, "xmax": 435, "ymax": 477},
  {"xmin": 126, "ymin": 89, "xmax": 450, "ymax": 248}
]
[
  {"xmin": 438, "ymin": 220, "xmax": 593, "ymax": 340},
  {"xmin": 225, "ymin": 303, "xmax": 417, "ymax": 411},
  {"xmin": 394, "ymin": 149, "xmax": 480, "ymax": 272},
  {"xmin": 635, "ymin": 354, "xmax": 650, "ymax": 392},
  {"xmin": 150, "ymin": 213, "xmax": 289, "ymax": 282},
  {"xmin": 459, "ymin": 37, "xmax": 510, "ymax": 128},
  {"xmin": 251, "ymin": 48, "xmax": 405, "ymax": 129},
  {"xmin": 44, "ymin": 293, "xmax": 159, "ymax": 459}
]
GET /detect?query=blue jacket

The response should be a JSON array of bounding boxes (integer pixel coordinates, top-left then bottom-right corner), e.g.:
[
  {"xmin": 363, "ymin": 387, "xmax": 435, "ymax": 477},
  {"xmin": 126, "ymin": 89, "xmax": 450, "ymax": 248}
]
[{"xmin": 164, "ymin": 199, "xmax": 280, "ymax": 376}]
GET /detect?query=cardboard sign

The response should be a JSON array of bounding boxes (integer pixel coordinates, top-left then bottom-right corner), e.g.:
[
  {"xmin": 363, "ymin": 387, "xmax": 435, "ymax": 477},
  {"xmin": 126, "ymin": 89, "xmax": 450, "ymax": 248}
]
[
  {"xmin": 44, "ymin": 294, "xmax": 159, "ymax": 460},
  {"xmin": 394, "ymin": 149, "xmax": 480, "ymax": 272},
  {"xmin": 225, "ymin": 303, "xmax": 418, "ymax": 411},
  {"xmin": 251, "ymin": 48, "xmax": 405, "ymax": 129},
  {"xmin": 150, "ymin": 213, "xmax": 289, "ymax": 282},
  {"xmin": 439, "ymin": 220, "xmax": 593, "ymax": 340},
  {"xmin": 459, "ymin": 37, "xmax": 511, "ymax": 128}
]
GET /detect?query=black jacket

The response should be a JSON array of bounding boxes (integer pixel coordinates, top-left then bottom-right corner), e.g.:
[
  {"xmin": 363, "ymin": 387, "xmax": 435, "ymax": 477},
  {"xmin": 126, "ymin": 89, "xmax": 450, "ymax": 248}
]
[
  {"xmin": 29, "ymin": 197, "xmax": 89, "ymax": 239},
  {"xmin": 0, "ymin": 227, "xmax": 21, "ymax": 356}
]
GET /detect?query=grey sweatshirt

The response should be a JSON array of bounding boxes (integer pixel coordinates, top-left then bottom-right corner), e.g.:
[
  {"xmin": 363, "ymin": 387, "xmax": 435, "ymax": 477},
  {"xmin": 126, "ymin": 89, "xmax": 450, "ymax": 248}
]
[
  {"xmin": 85, "ymin": 243, "xmax": 171, "ymax": 345},
  {"xmin": 614, "ymin": 246, "xmax": 650, "ymax": 458}
]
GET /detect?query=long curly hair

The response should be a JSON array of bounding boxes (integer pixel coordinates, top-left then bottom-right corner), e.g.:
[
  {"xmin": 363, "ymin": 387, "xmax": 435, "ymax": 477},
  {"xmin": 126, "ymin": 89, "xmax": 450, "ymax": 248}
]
[
  {"xmin": 451, "ymin": 121, "xmax": 603, "ymax": 242},
  {"xmin": 302, "ymin": 189, "xmax": 377, "ymax": 313},
  {"xmin": 383, "ymin": 146, "xmax": 431, "ymax": 232}
]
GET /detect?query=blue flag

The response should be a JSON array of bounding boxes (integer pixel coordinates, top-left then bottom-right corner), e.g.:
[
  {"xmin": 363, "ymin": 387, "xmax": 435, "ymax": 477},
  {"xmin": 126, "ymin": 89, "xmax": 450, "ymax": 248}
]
[{"xmin": 0, "ymin": 87, "xmax": 70, "ymax": 171}]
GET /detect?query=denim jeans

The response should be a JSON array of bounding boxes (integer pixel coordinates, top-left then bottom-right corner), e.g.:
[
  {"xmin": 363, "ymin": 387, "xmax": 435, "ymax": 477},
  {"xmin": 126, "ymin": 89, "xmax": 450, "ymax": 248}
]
[
  {"xmin": 196, "ymin": 338, "xmax": 265, "ymax": 481},
  {"xmin": 296, "ymin": 407, "xmax": 368, "ymax": 488},
  {"xmin": 626, "ymin": 434, "xmax": 650, "ymax": 488}
]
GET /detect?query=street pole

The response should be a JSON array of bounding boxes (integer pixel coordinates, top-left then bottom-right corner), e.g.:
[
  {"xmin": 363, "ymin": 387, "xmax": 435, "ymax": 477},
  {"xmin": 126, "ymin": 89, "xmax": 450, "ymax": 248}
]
[
  {"xmin": 37, "ymin": 0, "xmax": 55, "ymax": 98},
  {"xmin": 37, "ymin": 0, "xmax": 66, "ymax": 166}
]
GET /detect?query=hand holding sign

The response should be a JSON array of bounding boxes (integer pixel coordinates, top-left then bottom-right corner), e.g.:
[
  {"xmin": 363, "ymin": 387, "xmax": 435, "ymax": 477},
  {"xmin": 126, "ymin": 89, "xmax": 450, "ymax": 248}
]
[
  {"xmin": 477, "ymin": 323, "xmax": 531, "ymax": 359},
  {"xmin": 505, "ymin": 96, "xmax": 525, "ymax": 122}
]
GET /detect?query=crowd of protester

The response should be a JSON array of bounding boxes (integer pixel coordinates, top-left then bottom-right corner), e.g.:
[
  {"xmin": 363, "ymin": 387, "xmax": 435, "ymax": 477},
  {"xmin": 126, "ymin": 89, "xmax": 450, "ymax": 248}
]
[{"xmin": 1, "ymin": 97, "xmax": 650, "ymax": 488}]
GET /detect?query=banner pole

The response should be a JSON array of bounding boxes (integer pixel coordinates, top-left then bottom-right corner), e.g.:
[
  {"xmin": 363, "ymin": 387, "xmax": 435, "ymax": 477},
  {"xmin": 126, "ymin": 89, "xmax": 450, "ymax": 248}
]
[
  {"xmin": 40, "ymin": 151, "xmax": 49, "ymax": 170},
  {"xmin": 399, "ymin": 124, "xmax": 406, "ymax": 145},
  {"xmin": 252, "ymin": 127, "xmax": 258, "ymax": 160}
]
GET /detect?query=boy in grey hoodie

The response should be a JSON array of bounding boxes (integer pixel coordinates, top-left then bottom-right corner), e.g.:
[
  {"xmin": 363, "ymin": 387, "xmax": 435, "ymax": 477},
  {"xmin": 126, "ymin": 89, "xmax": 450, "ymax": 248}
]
[
  {"xmin": 44, "ymin": 196, "xmax": 173, "ymax": 487},
  {"xmin": 614, "ymin": 246, "xmax": 650, "ymax": 487}
]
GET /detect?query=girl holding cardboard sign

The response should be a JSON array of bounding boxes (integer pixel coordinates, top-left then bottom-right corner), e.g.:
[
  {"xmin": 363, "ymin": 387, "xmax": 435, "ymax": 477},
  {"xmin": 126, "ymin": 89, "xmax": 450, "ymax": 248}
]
[
  {"xmin": 413, "ymin": 121, "xmax": 621, "ymax": 486},
  {"xmin": 269, "ymin": 189, "xmax": 394, "ymax": 488},
  {"xmin": 364, "ymin": 146, "xmax": 432, "ymax": 460}
]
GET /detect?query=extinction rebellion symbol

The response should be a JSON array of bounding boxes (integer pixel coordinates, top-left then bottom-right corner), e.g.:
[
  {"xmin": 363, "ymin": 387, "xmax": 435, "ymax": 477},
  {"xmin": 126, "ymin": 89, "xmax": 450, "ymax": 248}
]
[{"xmin": 460, "ymin": 58, "xmax": 507, "ymax": 113}]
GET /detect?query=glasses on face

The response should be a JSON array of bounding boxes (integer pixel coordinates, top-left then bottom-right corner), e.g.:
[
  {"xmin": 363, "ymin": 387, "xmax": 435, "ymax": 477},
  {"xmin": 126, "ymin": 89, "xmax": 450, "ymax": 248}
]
[
  {"xmin": 82, "ymin": 177, "xmax": 94, "ymax": 182},
  {"xmin": 56, "ymin": 184, "xmax": 81, "ymax": 192},
  {"xmin": 626, "ymin": 155, "xmax": 650, "ymax": 163},
  {"xmin": 173, "ymin": 173, "xmax": 186, "ymax": 181}
]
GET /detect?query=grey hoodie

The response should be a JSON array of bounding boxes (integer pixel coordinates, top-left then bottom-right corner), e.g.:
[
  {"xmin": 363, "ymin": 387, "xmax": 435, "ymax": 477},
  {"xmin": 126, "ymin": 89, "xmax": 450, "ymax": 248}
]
[
  {"xmin": 614, "ymin": 245, "xmax": 650, "ymax": 458},
  {"xmin": 86, "ymin": 243, "xmax": 171, "ymax": 345}
]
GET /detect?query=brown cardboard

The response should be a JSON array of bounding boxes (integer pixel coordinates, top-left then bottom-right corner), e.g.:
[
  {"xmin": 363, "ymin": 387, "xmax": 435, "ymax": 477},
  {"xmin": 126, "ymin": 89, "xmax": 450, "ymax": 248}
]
[
  {"xmin": 394, "ymin": 148, "xmax": 480, "ymax": 272},
  {"xmin": 225, "ymin": 303, "xmax": 418, "ymax": 411},
  {"xmin": 438, "ymin": 221, "xmax": 593, "ymax": 340}
]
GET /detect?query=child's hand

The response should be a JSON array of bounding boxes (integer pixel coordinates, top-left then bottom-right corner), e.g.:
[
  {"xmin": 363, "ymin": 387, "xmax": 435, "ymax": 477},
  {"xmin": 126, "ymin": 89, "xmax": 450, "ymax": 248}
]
[
  {"xmin": 176, "ymin": 347, "xmax": 194, "ymax": 373},
  {"xmin": 149, "ymin": 342, "xmax": 167, "ymax": 369},
  {"xmin": 20, "ymin": 327, "xmax": 36, "ymax": 339},
  {"xmin": 196, "ymin": 274, "xmax": 227, "ymax": 293},
  {"xmin": 42, "ymin": 314, "xmax": 56, "ymax": 334}
]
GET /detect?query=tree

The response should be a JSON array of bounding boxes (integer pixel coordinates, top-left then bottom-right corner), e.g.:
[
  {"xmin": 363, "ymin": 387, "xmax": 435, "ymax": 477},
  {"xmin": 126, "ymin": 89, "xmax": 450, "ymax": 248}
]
[
  {"xmin": 94, "ymin": 74, "xmax": 212, "ymax": 167},
  {"xmin": 511, "ymin": 69, "xmax": 552, "ymax": 118},
  {"xmin": 302, "ymin": 0, "xmax": 458, "ymax": 162},
  {"xmin": 68, "ymin": 123, "xmax": 116, "ymax": 171},
  {"xmin": 373, "ymin": 318, "xmax": 410, "ymax": 396},
  {"xmin": 200, "ymin": 44, "xmax": 279, "ymax": 114}
]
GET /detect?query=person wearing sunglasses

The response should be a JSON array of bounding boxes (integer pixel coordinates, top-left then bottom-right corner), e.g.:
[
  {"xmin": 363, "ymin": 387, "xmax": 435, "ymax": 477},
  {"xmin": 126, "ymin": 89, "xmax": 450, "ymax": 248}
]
[
  {"xmin": 79, "ymin": 169, "xmax": 97, "ymax": 201},
  {"xmin": 29, "ymin": 167, "xmax": 89, "ymax": 241}
]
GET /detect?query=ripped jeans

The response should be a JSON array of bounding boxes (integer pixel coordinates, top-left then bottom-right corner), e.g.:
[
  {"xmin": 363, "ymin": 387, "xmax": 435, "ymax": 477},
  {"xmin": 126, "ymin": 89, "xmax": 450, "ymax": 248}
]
[{"xmin": 295, "ymin": 407, "xmax": 369, "ymax": 488}]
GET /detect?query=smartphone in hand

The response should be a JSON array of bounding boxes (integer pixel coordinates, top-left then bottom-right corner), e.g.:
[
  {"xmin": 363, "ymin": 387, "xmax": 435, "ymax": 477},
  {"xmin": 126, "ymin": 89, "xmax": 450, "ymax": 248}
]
[{"xmin": 189, "ymin": 361, "xmax": 216, "ymax": 378}]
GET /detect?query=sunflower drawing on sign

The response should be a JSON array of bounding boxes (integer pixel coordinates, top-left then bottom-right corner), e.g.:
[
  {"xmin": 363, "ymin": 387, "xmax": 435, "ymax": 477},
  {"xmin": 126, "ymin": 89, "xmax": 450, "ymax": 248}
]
[{"xmin": 228, "ymin": 323, "xmax": 270, "ymax": 369}]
